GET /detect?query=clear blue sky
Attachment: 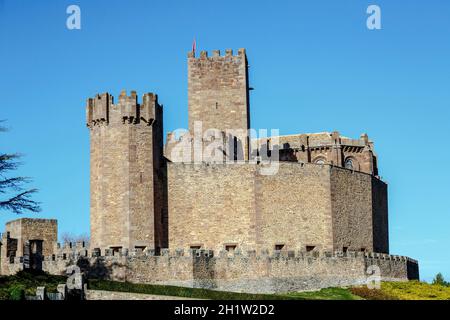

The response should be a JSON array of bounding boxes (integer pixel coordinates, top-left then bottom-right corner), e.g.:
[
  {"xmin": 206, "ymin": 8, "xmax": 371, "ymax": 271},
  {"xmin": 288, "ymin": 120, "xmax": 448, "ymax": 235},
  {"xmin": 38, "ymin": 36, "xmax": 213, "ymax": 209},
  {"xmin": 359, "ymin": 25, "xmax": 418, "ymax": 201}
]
[{"xmin": 1, "ymin": 0, "xmax": 449, "ymax": 282}]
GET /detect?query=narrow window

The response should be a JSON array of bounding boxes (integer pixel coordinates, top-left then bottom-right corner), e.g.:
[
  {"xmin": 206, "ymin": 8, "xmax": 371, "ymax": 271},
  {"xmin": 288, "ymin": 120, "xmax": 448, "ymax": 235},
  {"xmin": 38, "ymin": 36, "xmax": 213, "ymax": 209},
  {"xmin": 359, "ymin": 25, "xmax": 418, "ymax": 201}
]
[
  {"xmin": 233, "ymin": 137, "xmax": 238, "ymax": 161},
  {"xmin": 225, "ymin": 245, "xmax": 237, "ymax": 252},
  {"xmin": 190, "ymin": 245, "xmax": 201, "ymax": 250},
  {"xmin": 111, "ymin": 247, "xmax": 122, "ymax": 255}
]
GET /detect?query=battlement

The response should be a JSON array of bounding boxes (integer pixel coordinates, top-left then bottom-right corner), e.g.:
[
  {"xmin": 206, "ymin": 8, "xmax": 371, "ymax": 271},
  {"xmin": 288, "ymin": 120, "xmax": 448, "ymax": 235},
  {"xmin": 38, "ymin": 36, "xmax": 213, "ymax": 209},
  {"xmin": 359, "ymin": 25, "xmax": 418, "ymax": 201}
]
[
  {"xmin": 86, "ymin": 90, "xmax": 160, "ymax": 128},
  {"xmin": 188, "ymin": 48, "xmax": 246, "ymax": 59},
  {"xmin": 2, "ymin": 248, "xmax": 419, "ymax": 293}
]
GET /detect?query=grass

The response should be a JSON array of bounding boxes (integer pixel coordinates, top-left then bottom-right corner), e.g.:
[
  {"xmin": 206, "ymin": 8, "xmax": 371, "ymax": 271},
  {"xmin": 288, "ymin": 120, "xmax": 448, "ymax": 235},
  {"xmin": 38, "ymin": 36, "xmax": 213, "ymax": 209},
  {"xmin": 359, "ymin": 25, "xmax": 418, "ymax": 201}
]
[
  {"xmin": 88, "ymin": 279, "xmax": 360, "ymax": 300},
  {"xmin": 284, "ymin": 287, "xmax": 362, "ymax": 300},
  {"xmin": 90, "ymin": 280, "xmax": 450, "ymax": 300},
  {"xmin": 0, "ymin": 270, "xmax": 67, "ymax": 300},
  {"xmin": 380, "ymin": 281, "xmax": 450, "ymax": 300},
  {"xmin": 2, "ymin": 272, "xmax": 449, "ymax": 300},
  {"xmin": 88, "ymin": 279, "xmax": 294, "ymax": 300},
  {"xmin": 351, "ymin": 281, "xmax": 450, "ymax": 300}
]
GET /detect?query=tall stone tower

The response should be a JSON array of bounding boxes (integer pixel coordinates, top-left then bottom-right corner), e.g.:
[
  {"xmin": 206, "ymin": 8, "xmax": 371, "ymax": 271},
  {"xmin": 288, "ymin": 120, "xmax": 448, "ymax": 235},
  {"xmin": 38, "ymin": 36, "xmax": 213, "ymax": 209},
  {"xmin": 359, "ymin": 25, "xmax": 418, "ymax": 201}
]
[
  {"xmin": 86, "ymin": 91, "xmax": 167, "ymax": 253},
  {"xmin": 187, "ymin": 48, "xmax": 250, "ymax": 160}
]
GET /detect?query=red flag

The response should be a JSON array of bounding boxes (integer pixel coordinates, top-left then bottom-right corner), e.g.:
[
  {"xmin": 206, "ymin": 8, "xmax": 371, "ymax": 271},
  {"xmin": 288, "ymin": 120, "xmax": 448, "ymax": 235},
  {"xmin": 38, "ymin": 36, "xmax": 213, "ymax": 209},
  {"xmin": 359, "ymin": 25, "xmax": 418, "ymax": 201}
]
[{"xmin": 192, "ymin": 38, "xmax": 196, "ymax": 54}]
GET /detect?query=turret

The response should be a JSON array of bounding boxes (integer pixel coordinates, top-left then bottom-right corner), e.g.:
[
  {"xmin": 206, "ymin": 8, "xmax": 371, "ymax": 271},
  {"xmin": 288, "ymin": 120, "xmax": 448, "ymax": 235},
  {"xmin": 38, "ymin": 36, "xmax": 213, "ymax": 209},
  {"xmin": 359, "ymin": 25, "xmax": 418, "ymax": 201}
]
[{"xmin": 86, "ymin": 90, "xmax": 167, "ymax": 253}]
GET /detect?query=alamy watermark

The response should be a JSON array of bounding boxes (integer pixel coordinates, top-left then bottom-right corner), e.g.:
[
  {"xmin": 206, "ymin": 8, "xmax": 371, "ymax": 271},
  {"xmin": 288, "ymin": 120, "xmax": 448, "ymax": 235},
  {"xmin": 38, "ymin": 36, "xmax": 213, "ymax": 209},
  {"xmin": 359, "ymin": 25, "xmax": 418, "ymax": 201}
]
[
  {"xmin": 167, "ymin": 122, "xmax": 280, "ymax": 175},
  {"xmin": 367, "ymin": 5, "xmax": 382, "ymax": 30},
  {"xmin": 66, "ymin": 5, "xmax": 81, "ymax": 30},
  {"xmin": 366, "ymin": 264, "xmax": 381, "ymax": 289}
]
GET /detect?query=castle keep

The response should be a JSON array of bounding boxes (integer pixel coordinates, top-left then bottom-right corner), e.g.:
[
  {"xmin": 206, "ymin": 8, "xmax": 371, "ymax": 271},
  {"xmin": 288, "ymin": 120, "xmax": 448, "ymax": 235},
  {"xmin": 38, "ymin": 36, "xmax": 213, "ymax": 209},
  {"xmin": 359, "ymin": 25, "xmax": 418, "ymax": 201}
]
[{"xmin": 0, "ymin": 48, "xmax": 419, "ymax": 293}]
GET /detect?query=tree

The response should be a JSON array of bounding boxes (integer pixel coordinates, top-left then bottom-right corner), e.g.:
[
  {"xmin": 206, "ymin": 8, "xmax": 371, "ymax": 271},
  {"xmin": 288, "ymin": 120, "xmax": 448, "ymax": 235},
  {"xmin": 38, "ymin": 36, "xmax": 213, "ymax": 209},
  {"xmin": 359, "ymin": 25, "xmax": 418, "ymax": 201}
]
[
  {"xmin": 60, "ymin": 232, "xmax": 90, "ymax": 245},
  {"xmin": 0, "ymin": 121, "xmax": 41, "ymax": 214},
  {"xmin": 432, "ymin": 273, "xmax": 449, "ymax": 286}
]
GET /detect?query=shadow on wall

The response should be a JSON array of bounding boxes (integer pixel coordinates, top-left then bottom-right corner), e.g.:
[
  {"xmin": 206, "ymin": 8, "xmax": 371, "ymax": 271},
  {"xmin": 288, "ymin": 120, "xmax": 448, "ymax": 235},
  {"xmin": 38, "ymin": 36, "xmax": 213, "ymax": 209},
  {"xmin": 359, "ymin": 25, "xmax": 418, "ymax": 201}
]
[{"xmin": 76, "ymin": 257, "xmax": 127, "ymax": 281}]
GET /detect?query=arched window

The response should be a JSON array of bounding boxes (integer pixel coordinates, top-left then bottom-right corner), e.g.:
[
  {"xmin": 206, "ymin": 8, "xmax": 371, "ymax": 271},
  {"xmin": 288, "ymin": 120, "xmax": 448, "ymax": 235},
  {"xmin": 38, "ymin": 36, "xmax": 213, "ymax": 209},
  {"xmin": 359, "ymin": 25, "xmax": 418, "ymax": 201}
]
[
  {"xmin": 314, "ymin": 157, "xmax": 326, "ymax": 165},
  {"xmin": 345, "ymin": 158, "xmax": 354, "ymax": 170}
]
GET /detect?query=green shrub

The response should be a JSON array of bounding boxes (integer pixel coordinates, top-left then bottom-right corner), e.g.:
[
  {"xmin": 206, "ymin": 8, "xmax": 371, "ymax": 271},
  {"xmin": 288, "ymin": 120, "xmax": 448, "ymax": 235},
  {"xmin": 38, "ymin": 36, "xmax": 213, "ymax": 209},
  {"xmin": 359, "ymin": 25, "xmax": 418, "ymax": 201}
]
[
  {"xmin": 9, "ymin": 284, "xmax": 26, "ymax": 300},
  {"xmin": 284, "ymin": 287, "xmax": 360, "ymax": 300},
  {"xmin": 0, "ymin": 270, "xmax": 67, "ymax": 300},
  {"xmin": 381, "ymin": 281, "xmax": 450, "ymax": 300},
  {"xmin": 351, "ymin": 281, "xmax": 450, "ymax": 300},
  {"xmin": 88, "ymin": 279, "xmax": 293, "ymax": 300},
  {"xmin": 350, "ymin": 286, "xmax": 396, "ymax": 300}
]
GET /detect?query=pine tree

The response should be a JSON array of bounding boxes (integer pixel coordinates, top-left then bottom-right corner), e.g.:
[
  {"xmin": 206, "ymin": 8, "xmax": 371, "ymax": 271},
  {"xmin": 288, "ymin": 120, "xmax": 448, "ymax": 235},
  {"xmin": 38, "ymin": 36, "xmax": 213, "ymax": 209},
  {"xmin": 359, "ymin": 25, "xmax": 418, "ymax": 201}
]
[
  {"xmin": 0, "ymin": 121, "xmax": 41, "ymax": 214},
  {"xmin": 432, "ymin": 273, "xmax": 448, "ymax": 286}
]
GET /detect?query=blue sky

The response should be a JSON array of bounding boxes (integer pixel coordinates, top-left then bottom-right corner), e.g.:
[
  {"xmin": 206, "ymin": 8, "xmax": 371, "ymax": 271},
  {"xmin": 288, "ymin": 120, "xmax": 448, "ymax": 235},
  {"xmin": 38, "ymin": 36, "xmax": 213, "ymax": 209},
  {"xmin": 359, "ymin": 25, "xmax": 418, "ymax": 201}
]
[{"xmin": 0, "ymin": 0, "xmax": 449, "ymax": 282}]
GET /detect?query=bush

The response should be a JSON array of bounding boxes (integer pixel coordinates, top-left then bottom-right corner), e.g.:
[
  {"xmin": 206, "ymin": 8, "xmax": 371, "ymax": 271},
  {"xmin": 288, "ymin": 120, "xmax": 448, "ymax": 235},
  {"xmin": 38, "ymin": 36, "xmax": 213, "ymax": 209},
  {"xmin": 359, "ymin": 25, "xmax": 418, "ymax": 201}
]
[
  {"xmin": 9, "ymin": 284, "xmax": 26, "ymax": 300},
  {"xmin": 350, "ymin": 286, "xmax": 396, "ymax": 300},
  {"xmin": 0, "ymin": 270, "xmax": 67, "ymax": 300},
  {"xmin": 381, "ymin": 281, "xmax": 450, "ymax": 300}
]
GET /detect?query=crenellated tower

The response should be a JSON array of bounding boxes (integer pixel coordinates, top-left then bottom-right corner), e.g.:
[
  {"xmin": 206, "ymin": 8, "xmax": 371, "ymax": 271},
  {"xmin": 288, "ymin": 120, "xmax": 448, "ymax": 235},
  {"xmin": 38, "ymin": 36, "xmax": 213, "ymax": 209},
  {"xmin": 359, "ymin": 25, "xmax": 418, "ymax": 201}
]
[
  {"xmin": 86, "ymin": 90, "xmax": 167, "ymax": 253},
  {"xmin": 187, "ymin": 48, "xmax": 250, "ymax": 161}
]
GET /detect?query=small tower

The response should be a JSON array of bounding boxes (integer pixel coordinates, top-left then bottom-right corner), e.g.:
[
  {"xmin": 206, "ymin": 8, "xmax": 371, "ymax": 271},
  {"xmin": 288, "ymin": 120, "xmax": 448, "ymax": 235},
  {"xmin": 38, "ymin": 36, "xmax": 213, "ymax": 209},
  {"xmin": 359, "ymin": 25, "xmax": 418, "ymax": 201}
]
[
  {"xmin": 86, "ymin": 91, "xmax": 167, "ymax": 253},
  {"xmin": 187, "ymin": 48, "xmax": 250, "ymax": 161}
]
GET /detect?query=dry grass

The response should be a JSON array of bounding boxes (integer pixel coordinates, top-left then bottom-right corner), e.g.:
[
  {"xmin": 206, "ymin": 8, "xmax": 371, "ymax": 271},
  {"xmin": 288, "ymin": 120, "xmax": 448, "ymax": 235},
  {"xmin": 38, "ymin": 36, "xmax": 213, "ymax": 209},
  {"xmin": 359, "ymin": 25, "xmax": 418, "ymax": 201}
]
[{"xmin": 351, "ymin": 281, "xmax": 450, "ymax": 300}]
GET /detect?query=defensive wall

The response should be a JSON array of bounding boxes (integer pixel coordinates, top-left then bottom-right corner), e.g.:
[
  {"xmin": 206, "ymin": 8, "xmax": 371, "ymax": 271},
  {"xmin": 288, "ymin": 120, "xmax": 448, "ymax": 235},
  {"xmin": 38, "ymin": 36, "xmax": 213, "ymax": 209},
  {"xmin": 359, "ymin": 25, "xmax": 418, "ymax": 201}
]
[{"xmin": 1, "ymin": 243, "xmax": 419, "ymax": 293}]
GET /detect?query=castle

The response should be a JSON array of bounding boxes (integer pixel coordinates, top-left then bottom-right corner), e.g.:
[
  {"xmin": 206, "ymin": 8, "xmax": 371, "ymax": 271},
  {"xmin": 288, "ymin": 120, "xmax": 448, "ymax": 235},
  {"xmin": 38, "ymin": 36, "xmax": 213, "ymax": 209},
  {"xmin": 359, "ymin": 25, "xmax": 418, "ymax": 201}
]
[{"xmin": 0, "ymin": 49, "xmax": 419, "ymax": 293}]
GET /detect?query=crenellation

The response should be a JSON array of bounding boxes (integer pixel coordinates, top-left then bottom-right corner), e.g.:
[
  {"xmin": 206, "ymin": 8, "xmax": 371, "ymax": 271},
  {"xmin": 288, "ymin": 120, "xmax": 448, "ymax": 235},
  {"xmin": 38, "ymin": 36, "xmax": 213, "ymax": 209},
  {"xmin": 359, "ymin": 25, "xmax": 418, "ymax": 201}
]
[{"xmin": 86, "ymin": 91, "xmax": 160, "ymax": 127}]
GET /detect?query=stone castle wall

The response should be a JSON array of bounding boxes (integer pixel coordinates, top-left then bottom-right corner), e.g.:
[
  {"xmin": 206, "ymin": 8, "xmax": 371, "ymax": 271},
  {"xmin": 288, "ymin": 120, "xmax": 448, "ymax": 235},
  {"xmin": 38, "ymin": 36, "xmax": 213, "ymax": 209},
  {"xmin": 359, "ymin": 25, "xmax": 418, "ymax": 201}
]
[
  {"xmin": 20, "ymin": 249, "xmax": 418, "ymax": 294},
  {"xmin": 168, "ymin": 162, "xmax": 388, "ymax": 253},
  {"xmin": 371, "ymin": 177, "xmax": 389, "ymax": 253},
  {"xmin": 254, "ymin": 163, "xmax": 333, "ymax": 252},
  {"xmin": 0, "ymin": 219, "xmax": 57, "ymax": 258},
  {"xmin": 330, "ymin": 168, "xmax": 375, "ymax": 252}
]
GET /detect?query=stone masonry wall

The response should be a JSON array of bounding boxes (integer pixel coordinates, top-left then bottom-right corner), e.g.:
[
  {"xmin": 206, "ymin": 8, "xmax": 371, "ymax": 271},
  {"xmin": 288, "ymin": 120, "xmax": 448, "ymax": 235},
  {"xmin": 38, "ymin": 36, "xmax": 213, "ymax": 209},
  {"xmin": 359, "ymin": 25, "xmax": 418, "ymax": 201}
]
[
  {"xmin": 330, "ymin": 168, "xmax": 375, "ymax": 252},
  {"xmin": 3, "ymin": 218, "xmax": 57, "ymax": 257},
  {"xmin": 168, "ymin": 163, "xmax": 257, "ymax": 252},
  {"xmin": 254, "ymin": 163, "xmax": 333, "ymax": 252},
  {"xmin": 330, "ymin": 167, "xmax": 389, "ymax": 253},
  {"xmin": 371, "ymin": 177, "xmax": 389, "ymax": 253},
  {"xmin": 168, "ymin": 162, "xmax": 335, "ymax": 252},
  {"xmin": 86, "ymin": 91, "xmax": 165, "ymax": 252},
  {"xmin": 35, "ymin": 250, "xmax": 418, "ymax": 294},
  {"xmin": 168, "ymin": 162, "xmax": 386, "ymax": 253}
]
